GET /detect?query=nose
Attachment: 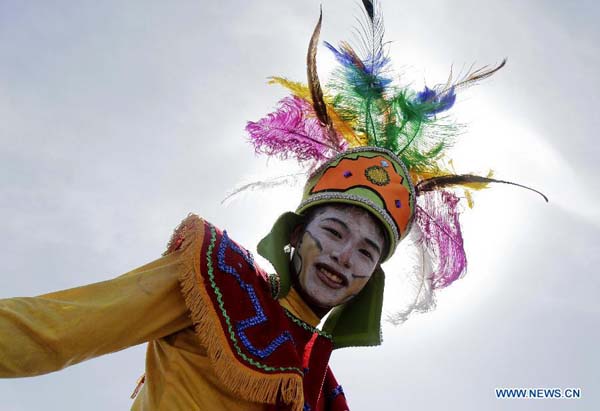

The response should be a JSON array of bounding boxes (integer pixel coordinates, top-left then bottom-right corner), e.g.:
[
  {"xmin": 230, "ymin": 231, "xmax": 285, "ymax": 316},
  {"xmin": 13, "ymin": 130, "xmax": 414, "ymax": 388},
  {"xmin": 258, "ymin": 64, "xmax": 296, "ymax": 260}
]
[{"xmin": 331, "ymin": 243, "xmax": 353, "ymax": 268}]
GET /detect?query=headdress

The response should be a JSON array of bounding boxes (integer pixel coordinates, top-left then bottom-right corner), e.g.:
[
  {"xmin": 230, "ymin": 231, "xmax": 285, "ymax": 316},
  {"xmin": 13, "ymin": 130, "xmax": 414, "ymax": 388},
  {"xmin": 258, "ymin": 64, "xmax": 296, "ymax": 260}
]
[{"xmin": 245, "ymin": 0, "xmax": 546, "ymax": 347}]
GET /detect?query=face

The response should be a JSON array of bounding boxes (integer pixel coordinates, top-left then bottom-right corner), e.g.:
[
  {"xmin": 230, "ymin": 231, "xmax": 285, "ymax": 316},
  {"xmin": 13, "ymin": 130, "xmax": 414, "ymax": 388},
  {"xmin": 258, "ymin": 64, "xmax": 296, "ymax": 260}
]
[{"xmin": 291, "ymin": 205, "xmax": 385, "ymax": 310}]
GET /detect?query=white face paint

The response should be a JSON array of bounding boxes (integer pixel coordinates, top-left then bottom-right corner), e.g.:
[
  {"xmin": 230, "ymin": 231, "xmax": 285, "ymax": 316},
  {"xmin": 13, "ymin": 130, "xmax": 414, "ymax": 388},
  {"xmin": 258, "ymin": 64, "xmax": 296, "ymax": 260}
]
[{"xmin": 291, "ymin": 205, "xmax": 385, "ymax": 310}]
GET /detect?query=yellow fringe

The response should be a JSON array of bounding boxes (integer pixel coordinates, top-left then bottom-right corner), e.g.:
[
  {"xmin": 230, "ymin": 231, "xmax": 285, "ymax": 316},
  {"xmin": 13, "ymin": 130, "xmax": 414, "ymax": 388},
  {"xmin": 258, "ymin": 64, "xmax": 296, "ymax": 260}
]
[{"xmin": 171, "ymin": 214, "xmax": 305, "ymax": 411}]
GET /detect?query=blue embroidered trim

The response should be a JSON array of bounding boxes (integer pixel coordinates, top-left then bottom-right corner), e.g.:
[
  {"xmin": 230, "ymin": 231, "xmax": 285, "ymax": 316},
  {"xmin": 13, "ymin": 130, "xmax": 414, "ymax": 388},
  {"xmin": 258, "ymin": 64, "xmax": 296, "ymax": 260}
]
[
  {"xmin": 217, "ymin": 230, "xmax": 294, "ymax": 359},
  {"xmin": 206, "ymin": 226, "xmax": 300, "ymax": 373},
  {"xmin": 329, "ymin": 385, "xmax": 344, "ymax": 400},
  {"xmin": 303, "ymin": 403, "xmax": 312, "ymax": 411}
]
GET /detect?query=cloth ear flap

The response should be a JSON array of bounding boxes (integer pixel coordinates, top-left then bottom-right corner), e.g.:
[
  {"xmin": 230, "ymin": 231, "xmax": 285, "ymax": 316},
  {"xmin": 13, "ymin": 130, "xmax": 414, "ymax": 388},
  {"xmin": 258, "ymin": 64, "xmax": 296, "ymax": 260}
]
[
  {"xmin": 322, "ymin": 265, "xmax": 385, "ymax": 349},
  {"xmin": 257, "ymin": 212, "xmax": 305, "ymax": 298}
]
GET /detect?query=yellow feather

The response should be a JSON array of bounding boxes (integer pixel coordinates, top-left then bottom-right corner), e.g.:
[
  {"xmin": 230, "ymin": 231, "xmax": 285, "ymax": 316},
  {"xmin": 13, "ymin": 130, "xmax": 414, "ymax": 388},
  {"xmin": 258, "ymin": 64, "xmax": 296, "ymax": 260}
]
[
  {"xmin": 464, "ymin": 189, "xmax": 474, "ymax": 208},
  {"xmin": 269, "ymin": 77, "xmax": 312, "ymax": 100},
  {"xmin": 460, "ymin": 170, "xmax": 495, "ymax": 191},
  {"xmin": 409, "ymin": 167, "xmax": 453, "ymax": 183}
]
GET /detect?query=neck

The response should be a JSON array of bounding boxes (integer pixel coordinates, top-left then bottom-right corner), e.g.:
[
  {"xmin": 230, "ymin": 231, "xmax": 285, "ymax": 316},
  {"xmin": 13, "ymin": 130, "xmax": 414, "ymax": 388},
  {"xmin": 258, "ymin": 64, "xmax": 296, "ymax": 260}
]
[{"xmin": 292, "ymin": 283, "xmax": 331, "ymax": 319}]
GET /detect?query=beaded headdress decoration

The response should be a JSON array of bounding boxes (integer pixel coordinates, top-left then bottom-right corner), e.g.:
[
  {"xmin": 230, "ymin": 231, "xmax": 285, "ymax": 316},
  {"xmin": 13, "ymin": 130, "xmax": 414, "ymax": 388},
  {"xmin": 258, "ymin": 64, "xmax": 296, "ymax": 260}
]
[{"xmin": 245, "ymin": 0, "xmax": 547, "ymax": 323}]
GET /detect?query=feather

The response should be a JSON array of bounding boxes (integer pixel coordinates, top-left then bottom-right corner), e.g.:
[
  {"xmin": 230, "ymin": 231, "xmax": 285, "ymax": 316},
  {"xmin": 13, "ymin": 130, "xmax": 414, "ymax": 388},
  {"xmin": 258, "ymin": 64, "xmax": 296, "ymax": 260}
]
[
  {"xmin": 415, "ymin": 191, "xmax": 467, "ymax": 289},
  {"xmin": 389, "ymin": 89, "xmax": 460, "ymax": 174},
  {"xmin": 413, "ymin": 60, "xmax": 506, "ymax": 119},
  {"xmin": 362, "ymin": 0, "xmax": 374, "ymax": 20},
  {"xmin": 446, "ymin": 59, "xmax": 507, "ymax": 93},
  {"xmin": 355, "ymin": 0, "xmax": 387, "ymax": 76},
  {"xmin": 392, "ymin": 91, "xmax": 448, "ymax": 152},
  {"xmin": 415, "ymin": 86, "xmax": 457, "ymax": 116},
  {"xmin": 464, "ymin": 189, "xmax": 475, "ymax": 208},
  {"xmin": 246, "ymin": 96, "xmax": 346, "ymax": 166},
  {"xmin": 324, "ymin": 41, "xmax": 391, "ymax": 92},
  {"xmin": 221, "ymin": 173, "xmax": 306, "ymax": 205},
  {"xmin": 386, "ymin": 189, "xmax": 467, "ymax": 325},
  {"xmin": 415, "ymin": 174, "xmax": 549, "ymax": 202},
  {"xmin": 268, "ymin": 77, "xmax": 312, "ymax": 101},
  {"xmin": 269, "ymin": 77, "xmax": 366, "ymax": 146},
  {"xmin": 307, "ymin": 8, "xmax": 339, "ymax": 147},
  {"xmin": 324, "ymin": 0, "xmax": 391, "ymax": 146},
  {"xmin": 385, "ymin": 228, "xmax": 436, "ymax": 325}
]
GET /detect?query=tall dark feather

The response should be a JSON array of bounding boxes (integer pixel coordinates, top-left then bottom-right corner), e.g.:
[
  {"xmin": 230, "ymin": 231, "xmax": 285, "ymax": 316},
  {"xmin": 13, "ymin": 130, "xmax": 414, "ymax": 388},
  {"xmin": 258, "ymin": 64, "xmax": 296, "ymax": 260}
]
[
  {"xmin": 362, "ymin": 0, "xmax": 374, "ymax": 20},
  {"xmin": 307, "ymin": 8, "xmax": 338, "ymax": 146}
]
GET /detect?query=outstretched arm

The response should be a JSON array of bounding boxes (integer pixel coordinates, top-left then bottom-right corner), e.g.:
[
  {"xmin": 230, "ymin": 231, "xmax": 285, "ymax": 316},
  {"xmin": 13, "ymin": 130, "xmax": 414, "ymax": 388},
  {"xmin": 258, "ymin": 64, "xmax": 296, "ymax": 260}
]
[{"xmin": 0, "ymin": 251, "xmax": 192, "ymax": 377}]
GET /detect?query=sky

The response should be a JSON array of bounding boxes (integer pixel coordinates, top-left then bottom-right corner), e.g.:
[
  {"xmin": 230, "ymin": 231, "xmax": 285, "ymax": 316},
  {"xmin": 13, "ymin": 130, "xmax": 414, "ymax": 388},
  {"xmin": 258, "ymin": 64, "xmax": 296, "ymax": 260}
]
[{"xmin": 0, "ymin": 0, "xmax": 598, "ymax": 410}]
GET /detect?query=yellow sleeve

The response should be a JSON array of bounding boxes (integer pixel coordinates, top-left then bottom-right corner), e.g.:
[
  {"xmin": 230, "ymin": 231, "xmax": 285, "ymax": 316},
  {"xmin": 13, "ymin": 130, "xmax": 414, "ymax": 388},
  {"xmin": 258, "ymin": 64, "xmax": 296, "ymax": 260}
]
[{"xmin": 0, "ymin": 251, "xmax": 192, "ymax": 378}]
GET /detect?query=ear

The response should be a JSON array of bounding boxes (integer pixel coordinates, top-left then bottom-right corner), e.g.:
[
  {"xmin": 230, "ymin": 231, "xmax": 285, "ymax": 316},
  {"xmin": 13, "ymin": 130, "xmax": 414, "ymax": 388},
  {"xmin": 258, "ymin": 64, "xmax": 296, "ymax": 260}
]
[{"xmin": 289, "ymin": 223, "xmax": 305, "ymax": 248}]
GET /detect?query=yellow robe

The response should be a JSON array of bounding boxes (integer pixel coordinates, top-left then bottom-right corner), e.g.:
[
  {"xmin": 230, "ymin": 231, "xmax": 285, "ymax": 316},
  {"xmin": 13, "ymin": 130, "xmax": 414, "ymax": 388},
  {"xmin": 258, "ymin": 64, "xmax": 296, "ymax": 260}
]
[{"xmin": 0, "ymin": 236, "xmax": 319, "ymax": 410}]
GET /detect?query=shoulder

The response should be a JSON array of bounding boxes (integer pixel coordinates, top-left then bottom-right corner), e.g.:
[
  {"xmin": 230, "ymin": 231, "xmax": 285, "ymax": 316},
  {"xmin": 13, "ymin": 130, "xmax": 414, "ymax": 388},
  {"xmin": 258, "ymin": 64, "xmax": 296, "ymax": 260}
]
[
  {"xmin": 163, "ymin": 214, "xmax": 274, "ymax": 294},
  {"xmin": 163, "ymin": 213, "xmax": 205, "ymax": 256}
]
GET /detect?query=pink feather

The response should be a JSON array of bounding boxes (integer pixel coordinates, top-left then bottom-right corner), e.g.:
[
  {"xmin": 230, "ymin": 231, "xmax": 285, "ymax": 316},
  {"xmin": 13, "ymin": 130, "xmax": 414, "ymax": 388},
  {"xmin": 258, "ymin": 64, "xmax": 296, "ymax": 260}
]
[
  {"xmin": 246, "ymin": 96, "xmax": 346, "ymax": 166},
  {"xmin": 415, "ymin": 190, "xmax": 467, "ymax": 289}
]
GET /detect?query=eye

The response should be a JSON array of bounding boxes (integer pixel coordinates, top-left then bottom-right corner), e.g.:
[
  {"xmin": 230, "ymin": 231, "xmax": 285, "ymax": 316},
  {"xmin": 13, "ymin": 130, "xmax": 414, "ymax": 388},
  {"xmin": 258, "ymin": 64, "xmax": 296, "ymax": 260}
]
[
  {"xmin": 360, "ymin": 249, "xmax": 374, "ymax": 261},
  {"xmin": 323, "ymin": 226, "xmax": 342, "ymax": 238}
]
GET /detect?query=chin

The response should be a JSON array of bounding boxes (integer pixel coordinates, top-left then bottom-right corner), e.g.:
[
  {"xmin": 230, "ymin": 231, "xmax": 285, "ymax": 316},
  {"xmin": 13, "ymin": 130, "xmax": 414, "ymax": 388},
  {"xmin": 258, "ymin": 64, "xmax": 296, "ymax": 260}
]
[
  {"xmin": 304, "ymin": 283, "xmax": 343, "ymax": 309},
  {"xmin": 312, "ymin": 296, "xmax": 337, "ymax": 309},
  {"xmin": 298, "ymin": 269, "xmax": 348, "ymax": 309}
]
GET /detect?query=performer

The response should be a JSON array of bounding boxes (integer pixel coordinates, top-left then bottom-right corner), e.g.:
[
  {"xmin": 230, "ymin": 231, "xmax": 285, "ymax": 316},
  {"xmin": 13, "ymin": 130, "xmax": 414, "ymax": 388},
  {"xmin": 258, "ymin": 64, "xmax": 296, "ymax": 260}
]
[{"xmin": 0, "ymin": 1, "xmax": 546, "ymax": 410}]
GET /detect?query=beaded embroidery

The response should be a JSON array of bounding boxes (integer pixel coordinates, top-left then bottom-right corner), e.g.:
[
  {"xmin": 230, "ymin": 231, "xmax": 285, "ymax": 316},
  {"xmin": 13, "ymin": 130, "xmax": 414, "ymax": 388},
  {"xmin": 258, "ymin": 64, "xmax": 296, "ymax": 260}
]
[
  {"xmin": 364, "ymin": 165, "xmax": 391, "ymax": 186},
  {"xmin": 329, "ymin": 385, "xmax": 345, "ymax": 400},
  {"xmin": 217, "ymin": 230, "xmax": 295, "ymax": 359},
  {"xmin": 187, "ymin": 220, "xmax": 348, "ymax": 410},
  {"xmin": 205, "ymin": 226, "xmax": 300, "ymax": 373}
]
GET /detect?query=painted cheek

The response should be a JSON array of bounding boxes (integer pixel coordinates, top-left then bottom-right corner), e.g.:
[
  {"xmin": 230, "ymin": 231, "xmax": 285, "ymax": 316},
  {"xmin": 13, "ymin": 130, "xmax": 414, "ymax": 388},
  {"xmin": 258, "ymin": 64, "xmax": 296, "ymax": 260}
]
[
  {"xmin": 297, "ymin": 232, "xmax": 322, "ymax": 287},
  {"xmin": 301, "ymin": 233, "xmax": 322, "ymax": 260}
]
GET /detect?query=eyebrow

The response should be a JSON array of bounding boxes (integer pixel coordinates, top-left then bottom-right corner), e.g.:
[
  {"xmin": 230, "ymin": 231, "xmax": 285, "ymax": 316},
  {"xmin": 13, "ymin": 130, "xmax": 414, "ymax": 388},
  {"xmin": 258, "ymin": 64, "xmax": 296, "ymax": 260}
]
[{"xmin": 322, "ymin": 217, "xmax": 382, "ymax": 257}]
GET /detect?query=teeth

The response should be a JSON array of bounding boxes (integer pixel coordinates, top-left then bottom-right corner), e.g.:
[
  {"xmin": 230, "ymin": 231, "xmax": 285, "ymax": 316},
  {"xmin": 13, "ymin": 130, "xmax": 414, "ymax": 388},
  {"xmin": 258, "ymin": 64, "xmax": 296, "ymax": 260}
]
[{"xmin": 320, "ymin": 267, "xmax": 343, "ymax": 284}]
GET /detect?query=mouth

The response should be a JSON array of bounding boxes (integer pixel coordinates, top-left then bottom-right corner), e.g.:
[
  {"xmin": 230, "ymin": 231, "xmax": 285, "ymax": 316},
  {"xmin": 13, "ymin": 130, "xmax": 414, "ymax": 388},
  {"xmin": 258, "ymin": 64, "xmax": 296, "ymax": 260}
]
[{"xmin": 315, "ymin": 263, "xmax": 348, "ymax": 289}]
